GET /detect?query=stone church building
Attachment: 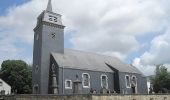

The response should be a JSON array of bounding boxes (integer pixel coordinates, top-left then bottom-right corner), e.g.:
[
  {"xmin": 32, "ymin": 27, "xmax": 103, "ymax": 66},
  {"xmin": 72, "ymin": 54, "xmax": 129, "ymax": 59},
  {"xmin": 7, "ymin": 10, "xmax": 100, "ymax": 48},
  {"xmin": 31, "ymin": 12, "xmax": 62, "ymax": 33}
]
[{"xmin": 32, "ymin": 0, "xmax": 147, "ymax": 94}]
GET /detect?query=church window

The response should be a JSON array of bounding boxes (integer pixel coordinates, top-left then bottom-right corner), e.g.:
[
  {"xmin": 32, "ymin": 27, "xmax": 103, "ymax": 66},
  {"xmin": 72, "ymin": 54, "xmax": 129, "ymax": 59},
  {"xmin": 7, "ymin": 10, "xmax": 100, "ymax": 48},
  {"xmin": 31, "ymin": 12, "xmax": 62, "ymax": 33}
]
[
  {"xmin": 65, "ymin": 80, "xmax": 72, "ymax": 89},
  {"xmin": 101, "ymin": 74, "xmax": 108, "ymax": 89},
  {"xmin": 35, "ymin": 65, "xmax": 39, "ymax": 73},
  {"xmin": 131, "ymin": 75, "xmax": 137, "ymax": 87},
  {"xmin": 82, "ymin": 73, "xmax": 90, "ymax": 88},
  {"xmin": 125, "ymin": 75, "xmax": 131, "ymax": 88}
]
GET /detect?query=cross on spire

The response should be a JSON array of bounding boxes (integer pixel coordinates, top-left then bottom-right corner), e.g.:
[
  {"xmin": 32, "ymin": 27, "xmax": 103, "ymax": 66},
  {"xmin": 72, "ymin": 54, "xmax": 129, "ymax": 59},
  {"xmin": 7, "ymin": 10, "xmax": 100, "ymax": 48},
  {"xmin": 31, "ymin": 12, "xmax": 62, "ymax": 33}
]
[{"xmin": 46, "ymin": 0, "xmax": 52, "ymax": 12}]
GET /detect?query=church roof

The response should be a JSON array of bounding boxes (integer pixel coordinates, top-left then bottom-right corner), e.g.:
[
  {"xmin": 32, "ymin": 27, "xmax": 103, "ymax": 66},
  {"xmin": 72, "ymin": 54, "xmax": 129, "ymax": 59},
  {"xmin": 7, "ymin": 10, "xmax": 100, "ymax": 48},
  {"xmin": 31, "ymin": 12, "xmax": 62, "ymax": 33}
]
[{"xmin": 51, "ymin": 49, "xmax": 143, "ymax": 74}]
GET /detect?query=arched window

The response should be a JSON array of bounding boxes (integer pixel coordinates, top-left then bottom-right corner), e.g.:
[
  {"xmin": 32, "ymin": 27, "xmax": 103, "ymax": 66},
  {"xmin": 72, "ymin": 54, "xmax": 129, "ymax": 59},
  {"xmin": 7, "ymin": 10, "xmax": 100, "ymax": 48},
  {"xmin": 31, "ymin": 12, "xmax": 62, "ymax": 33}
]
[
  {"xmin": 35, "ymin": 65, "xmax": 39, "ymax": 73},
  {"xmin": 125, "ymin": 75, "xmax": 131, "ymax": 88},
  {"xmin": 101, "ymin": 74, "xmax": 108, "ymax": 89},
  {"xmin": 82, "ymin": 73, "xmax": 90, "ymax": 88},
  {"xmin": 131, "ymin": 75, "xmax": 137, "ymax": 86}
]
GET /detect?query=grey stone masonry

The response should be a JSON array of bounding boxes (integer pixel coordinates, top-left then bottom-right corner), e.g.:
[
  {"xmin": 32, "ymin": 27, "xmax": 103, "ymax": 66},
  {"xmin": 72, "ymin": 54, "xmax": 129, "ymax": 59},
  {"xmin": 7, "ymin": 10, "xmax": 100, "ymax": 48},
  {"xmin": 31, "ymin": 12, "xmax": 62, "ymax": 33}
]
[{"xmin": 32, "ymin": 3, "xmax": 65, "ymax": 94}]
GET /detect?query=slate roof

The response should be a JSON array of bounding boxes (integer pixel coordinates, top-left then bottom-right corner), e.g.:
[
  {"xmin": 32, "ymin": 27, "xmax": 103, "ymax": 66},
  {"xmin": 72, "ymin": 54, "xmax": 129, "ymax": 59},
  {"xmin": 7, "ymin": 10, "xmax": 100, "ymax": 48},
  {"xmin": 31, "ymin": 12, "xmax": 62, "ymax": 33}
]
[{"xmin": 51, "ymin": 49, "xmax": 143, "ymax": 74}]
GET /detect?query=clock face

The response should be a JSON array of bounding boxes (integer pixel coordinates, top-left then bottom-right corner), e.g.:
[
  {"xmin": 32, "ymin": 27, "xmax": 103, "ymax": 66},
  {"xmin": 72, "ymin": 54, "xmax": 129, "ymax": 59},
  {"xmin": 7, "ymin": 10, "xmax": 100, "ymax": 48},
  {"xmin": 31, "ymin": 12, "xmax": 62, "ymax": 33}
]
[{"xmin": 51, "ymin": 33, "xmax": 56, "ymax": 38}]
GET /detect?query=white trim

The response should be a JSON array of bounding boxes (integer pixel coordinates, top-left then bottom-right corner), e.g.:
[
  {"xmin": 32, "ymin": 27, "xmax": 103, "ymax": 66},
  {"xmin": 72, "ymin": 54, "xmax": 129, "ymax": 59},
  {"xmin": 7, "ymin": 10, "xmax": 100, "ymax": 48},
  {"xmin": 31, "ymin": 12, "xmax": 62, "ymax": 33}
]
[
  {"xmin": 101, "ymin": 74, "xmax": 108, "ymax": 89},
  {"xmin": 65, "ymin": 79, "xmax": 72, "ymax": 89},
  {"xmin": 131, "ymin": 75, "xmax": 138, "ymax": 93},
  {"xmin": 131, "ymin": 75, "xmax": 137, "ymax": 85},
  {"xmin": 125, "ymin": 75, "xmax": 131, "ymax": 88},
  {"xmin": 82, "ymin": 73, "xmax": 90, "ymax": 88}
]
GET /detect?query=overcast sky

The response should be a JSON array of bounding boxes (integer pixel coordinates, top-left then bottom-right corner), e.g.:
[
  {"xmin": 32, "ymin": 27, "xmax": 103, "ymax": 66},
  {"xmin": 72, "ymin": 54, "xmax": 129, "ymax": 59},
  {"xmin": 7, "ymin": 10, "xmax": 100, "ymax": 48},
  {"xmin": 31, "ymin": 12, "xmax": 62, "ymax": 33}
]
[{"xmin": 0, "ymin": 0, "xmax": 170, "ymax": 75}]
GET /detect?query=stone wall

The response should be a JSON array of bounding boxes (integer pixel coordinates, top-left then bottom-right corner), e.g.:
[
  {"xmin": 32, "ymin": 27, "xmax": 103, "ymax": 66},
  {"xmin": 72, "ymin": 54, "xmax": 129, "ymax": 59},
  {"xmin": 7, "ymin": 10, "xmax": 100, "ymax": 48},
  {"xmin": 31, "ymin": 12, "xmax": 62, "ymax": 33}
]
[
  {"xmin": 2, "ymin": 95, "xmax": 91, "ymax": 100},
  {"xmin": 92, "ymin": 94, "xmax": 170, "ymax": 100},
  {"xmin": 2, "ymin": 94, "xmax": 170, "ymax": 100}
]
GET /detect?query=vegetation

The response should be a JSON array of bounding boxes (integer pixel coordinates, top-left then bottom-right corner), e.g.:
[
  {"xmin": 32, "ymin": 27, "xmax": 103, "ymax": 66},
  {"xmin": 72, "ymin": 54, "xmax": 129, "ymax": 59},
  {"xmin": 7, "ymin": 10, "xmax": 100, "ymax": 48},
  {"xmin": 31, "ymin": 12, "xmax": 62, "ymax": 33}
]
[
  {"xmin": 151, "ymin": 64, "xmax": 170, "ymax": 93},
  {"xmin": 0, "ymin": 60, "xmax": 32, "ymax": 94}
]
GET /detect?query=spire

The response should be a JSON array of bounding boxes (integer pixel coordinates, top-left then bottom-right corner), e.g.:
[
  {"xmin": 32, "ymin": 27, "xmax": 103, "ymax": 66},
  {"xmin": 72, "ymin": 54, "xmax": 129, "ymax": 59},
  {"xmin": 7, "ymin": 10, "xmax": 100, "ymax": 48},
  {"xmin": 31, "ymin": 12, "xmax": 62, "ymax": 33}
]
[{"xmin": 46, "ymin": 0, "xmax": 52, "ymax": 12}]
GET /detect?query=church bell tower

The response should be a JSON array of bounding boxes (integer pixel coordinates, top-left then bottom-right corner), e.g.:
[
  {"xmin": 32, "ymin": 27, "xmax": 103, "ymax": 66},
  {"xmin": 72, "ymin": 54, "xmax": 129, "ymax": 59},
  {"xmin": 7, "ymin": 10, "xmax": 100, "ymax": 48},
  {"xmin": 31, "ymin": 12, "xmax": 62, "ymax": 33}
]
[{"xmin": 32, "ymin": 0, "xmax": 65, "ymax": 94}]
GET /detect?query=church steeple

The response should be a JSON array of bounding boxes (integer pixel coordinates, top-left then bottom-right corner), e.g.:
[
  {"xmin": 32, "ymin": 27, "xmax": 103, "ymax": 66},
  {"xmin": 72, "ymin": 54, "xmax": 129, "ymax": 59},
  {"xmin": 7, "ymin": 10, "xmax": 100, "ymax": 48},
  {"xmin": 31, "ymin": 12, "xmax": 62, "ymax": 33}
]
[
  {"xmin": 33, "ymin": 0, "xmax": 64, "ymax": 94},
  {"xmin": 46, "ymin": 0, "xmax": 52, "ymax": 12}
]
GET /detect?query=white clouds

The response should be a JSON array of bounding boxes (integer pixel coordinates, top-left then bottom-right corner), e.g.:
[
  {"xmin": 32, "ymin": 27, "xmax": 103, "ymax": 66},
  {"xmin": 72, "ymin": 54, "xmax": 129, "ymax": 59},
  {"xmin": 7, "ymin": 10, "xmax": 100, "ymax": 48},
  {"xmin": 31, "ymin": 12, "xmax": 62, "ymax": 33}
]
[
  {"xmin": 0, "ymin": 0, "xmax": 170, "ymax": 75},
  {"xmin": 137, "ymin": 29, "xmax": 170, "ymax": 65},
  {"xmin": 133, "ymin": 28, "xmax": 170, "ymax": 75},
  {"xmin": 130, "ymin": 0, "xmax": 170, "ymax": 75},
  {"xmin": 0, "ymin": 0, "xmax": 45, "ymax": 65},
  {"xmin": 58, "ymin": 0, "xmax": 167, "ymax": 61},
  {"xmin": 70, "ymin": 33, "xmax": 139, "ymax": 60},
  {"xmin": 57, "ymin": 0, "xmax": 170, "ymax": 74},
  {"xmin": 132, "ymin": 58, "xmax": 156, "ymax": 76},
  {"xmin": 3, "ymin": 0, "xmax": 56, "ymax": 41}
]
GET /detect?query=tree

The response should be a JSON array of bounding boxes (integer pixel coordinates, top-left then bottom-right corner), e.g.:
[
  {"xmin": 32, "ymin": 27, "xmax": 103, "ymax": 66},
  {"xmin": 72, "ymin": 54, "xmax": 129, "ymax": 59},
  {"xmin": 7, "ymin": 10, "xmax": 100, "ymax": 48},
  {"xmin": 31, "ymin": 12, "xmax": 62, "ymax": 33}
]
[
  {"xmin": 0, "ymin": 60, "xmax": 32, "ymax": 94},
  {"xmin": 151, "ymin": 64, "xmax": 170, "ymax": 93}
]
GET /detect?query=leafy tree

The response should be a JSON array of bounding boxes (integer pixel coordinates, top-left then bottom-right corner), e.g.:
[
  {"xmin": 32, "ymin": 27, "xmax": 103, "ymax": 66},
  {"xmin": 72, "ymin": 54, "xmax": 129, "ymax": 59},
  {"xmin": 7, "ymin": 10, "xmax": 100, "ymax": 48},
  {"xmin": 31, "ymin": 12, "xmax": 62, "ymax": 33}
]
[
  {"xmin": 0, "ymin": 60, "xmax": 32, "ymax": 94},
  {"xmin": 151, "ymin": 64, "xmax": 170, "ymax": 93}
]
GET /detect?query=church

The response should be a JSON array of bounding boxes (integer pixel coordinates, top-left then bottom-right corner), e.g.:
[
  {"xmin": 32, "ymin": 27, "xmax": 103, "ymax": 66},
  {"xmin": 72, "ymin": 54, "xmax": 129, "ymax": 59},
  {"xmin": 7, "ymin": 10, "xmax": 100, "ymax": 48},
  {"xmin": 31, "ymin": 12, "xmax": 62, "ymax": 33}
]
[{"xmin": 32, "ymin": 0, "xmax": 147, "ymax": 94}]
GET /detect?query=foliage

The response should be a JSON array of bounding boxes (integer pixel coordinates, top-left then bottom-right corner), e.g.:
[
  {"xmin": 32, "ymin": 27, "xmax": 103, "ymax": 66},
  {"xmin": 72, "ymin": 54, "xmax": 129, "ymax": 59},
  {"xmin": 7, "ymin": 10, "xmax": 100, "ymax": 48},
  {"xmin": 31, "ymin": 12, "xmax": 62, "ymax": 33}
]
[
  {"xmin": 0, "ymin": 60, "xmax": 32, "ymax": 94},
  {"xmin": 150, "ymin": 64, "xmax": 170, "ymax": 93}
]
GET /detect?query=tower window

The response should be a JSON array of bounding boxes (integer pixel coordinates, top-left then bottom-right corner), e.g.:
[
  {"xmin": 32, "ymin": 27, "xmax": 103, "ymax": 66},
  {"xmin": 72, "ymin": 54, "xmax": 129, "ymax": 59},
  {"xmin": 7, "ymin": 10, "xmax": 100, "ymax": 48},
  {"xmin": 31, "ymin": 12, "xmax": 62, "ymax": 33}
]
[
  {"xmin": 65, "ymin": 80, "xmax": 72, "ymax": 89},
  {"xmin": 125, "ymin": 75, "xmax": 131, "ymax": 88},
  {"xmin": 48, "ymin": 15, "xmax": 53, "ymax": 21},
  {"xmin": 48, "ymin": 15, "xmax": 58, "ymax": 22},
  {"xmin": 101, "ymin": 74, "xmax": 108, "ymax": 89},
  {"xmin": 82, "ymin": 73, "xmax": 90, "ymax": 88},
  {"xmin": 35, "ymin": 65, "xmax": 39, "ymax": 73},
  {"xmin": 54, "ymin": 17, "xmax": 57, "ymax": 22}
]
